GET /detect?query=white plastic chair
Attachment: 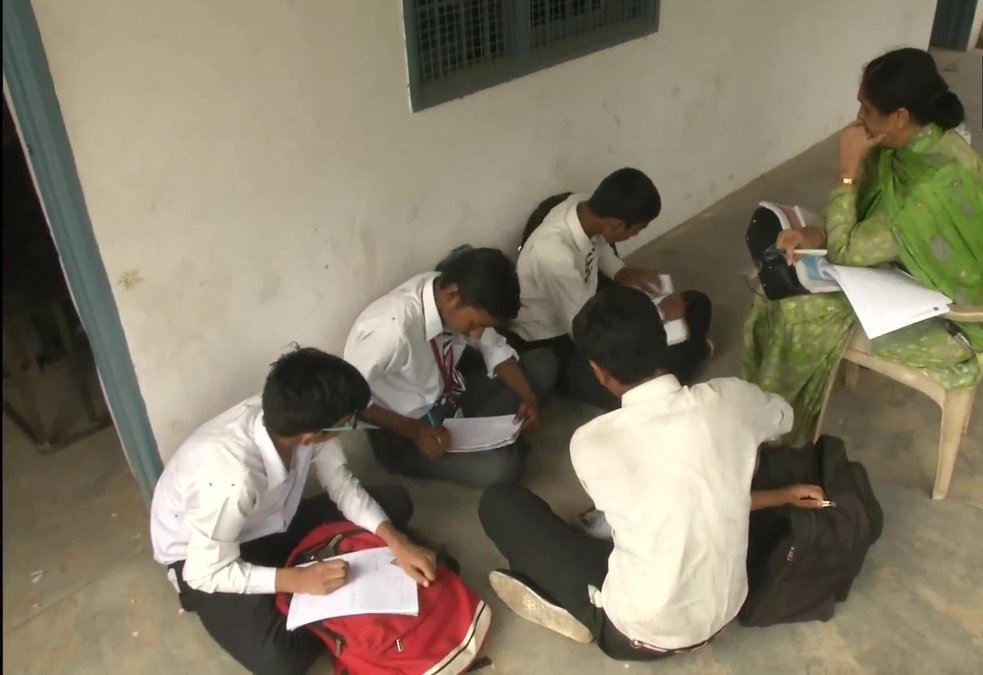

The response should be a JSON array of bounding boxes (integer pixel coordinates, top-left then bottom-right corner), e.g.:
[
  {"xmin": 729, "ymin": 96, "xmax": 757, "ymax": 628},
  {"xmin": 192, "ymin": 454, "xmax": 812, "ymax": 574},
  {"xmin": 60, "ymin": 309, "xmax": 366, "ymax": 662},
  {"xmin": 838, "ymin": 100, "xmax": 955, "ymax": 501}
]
[{"xmin": 814, "ymin": 305, "xmax": 983, "ymax": 500}]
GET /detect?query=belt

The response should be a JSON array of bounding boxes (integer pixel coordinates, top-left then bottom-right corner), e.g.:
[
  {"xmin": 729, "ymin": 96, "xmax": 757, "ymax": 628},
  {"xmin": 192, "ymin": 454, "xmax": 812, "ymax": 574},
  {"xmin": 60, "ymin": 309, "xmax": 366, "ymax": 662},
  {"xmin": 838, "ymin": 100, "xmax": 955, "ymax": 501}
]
[
  {"xmin": 626, "ymin": 626, "xmax": 724, "ymax": 656},
  {"xmin": 501, "ymin": 328, "xmax": 568, "ymax": 354}
]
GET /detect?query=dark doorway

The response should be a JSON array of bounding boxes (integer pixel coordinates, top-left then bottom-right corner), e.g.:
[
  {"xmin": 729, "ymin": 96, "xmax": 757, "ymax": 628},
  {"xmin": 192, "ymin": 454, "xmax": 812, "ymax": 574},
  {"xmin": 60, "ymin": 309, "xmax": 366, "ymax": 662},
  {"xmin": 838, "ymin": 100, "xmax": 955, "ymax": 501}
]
[
  {"xmin": 2, "ymin": 95, "xmax": 111, "ymax": 452},
  {"xmin": 929, "ymin": 0, "xmax": 978, "ymax": 50}
]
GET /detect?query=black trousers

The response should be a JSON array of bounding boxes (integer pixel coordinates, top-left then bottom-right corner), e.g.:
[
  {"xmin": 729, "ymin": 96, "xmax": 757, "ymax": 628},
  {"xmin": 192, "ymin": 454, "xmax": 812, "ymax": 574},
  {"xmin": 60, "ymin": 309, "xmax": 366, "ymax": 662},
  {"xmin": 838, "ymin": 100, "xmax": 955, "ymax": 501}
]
[
  {"xmin": 479, "ymin": 484, "xmax": 669, "ymax": 661},
  {"xmin": 171, "ymin": 486, "xmax": 413, "ymax": 675},
  {"xmin": 510, "ymin": 290, "xmax": 712, "ymax": 412},
  {"xmin": 368, "ymin": 347, "xmax": 558, "ymax": 488}
]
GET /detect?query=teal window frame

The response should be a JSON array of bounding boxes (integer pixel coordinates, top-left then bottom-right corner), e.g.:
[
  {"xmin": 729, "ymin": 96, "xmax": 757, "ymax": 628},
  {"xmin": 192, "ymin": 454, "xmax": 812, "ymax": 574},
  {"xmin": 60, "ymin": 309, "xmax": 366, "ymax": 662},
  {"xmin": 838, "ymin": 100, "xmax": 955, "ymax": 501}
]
[{"xmin": 404, "ymin": 0, "xmax": 660, "ymax": 111}]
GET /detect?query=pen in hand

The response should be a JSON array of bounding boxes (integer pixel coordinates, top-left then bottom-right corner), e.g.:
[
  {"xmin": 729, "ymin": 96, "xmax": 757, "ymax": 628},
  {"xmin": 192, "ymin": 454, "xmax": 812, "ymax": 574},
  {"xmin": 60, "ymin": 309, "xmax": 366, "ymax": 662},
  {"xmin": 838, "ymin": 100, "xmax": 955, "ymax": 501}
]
[{"xmin": 425, "ymin": 411, "xmax": 444, "ymax": 449}]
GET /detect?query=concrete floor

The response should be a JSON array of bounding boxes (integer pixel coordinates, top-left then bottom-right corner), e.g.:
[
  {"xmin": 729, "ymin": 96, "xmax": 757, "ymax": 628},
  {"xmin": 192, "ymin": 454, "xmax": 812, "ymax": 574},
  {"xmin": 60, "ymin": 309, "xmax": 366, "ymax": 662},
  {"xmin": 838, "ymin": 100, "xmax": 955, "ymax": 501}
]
[{"xmin": 3, "ymin": 50, "xmax": 982, "ymax": 675}]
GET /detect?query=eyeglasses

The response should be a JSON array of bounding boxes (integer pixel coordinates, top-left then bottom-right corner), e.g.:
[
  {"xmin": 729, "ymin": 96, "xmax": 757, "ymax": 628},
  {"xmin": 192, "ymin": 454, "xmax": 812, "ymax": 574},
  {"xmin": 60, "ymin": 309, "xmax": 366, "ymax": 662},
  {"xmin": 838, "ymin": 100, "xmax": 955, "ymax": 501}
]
[{"xmin": 319, "ymin": 416, "xmax": 379, "ymax": 434}]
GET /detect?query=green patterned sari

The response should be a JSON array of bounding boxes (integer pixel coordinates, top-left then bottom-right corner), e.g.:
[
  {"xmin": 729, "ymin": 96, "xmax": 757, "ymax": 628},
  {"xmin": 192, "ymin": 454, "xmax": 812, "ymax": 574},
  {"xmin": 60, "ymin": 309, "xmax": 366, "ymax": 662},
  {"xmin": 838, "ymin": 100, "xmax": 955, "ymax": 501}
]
[{"xmin": 743, "ymin": 125, "xmax": 983, "ymax": 443}]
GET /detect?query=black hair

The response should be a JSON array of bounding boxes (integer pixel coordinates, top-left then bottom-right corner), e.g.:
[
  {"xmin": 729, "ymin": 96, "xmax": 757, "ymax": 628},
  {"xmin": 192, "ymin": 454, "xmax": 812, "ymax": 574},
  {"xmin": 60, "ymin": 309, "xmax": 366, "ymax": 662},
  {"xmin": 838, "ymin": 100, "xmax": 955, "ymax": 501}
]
[
  {"xmin": 435, "ymin": 246, "xmax": 520, "ymax": 321},
  {"xmin": 861, "ymin": 48, "xmax": 964, "ymax": 130},
  {"xmin": 261, "ymin": 346, "xmax": 370, "ymax": 437},
  {"xmin": 587, "ymin": 168, "xmax": 662, "ymax": 228},
  {"xmin": 521, "ymin": 192, "xmax": 574, "ymax": 246},
  {"xmin": 572, "ymin": 285, "xmax": 668, "ymax": 386}
]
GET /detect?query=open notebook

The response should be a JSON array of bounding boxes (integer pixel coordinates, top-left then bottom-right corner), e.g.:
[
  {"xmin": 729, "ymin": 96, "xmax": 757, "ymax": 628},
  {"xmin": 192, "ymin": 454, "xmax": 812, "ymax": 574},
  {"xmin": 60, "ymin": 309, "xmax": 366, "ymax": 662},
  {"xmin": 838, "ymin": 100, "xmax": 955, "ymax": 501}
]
[
  {"xmin": 759, "ymin": 201, "xmax": 839, "ymax": 294},
  {"xmin": 286, "ymin": 548, "xmax": 419, "ymax": 630},
  {"xmin": 647, "ymin": 274, "xmax": 688, "ymax": 346}
]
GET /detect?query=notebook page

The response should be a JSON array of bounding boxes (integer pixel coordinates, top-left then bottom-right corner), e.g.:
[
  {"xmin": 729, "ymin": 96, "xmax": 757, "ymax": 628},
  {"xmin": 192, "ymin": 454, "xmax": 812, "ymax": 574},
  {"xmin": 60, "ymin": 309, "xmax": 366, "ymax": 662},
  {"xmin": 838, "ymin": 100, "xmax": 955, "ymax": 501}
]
[{"xmin": 286, "ymin": 548, "xmax": 419, "ymax": 630}]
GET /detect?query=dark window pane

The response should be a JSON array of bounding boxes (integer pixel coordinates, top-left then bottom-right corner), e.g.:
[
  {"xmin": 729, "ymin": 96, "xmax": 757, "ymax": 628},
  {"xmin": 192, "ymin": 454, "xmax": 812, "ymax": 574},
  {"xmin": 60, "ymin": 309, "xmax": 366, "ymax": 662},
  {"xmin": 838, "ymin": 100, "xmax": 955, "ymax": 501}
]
[
  {"xmin": 407, "ymin": 0, "xmax": 658, "ymax": 110},
  {"xmin": 415, "ymin": 0, "xmax": 507, "ymax": 84}
]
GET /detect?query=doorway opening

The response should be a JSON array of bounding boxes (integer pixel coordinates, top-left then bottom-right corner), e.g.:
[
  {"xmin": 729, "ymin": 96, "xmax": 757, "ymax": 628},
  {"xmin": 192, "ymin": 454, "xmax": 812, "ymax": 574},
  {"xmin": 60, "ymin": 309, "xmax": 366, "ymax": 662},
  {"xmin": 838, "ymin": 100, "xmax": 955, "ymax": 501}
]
[
  {"xmin": 929, "ymin": 0, "xmax": 979, "ymax": 50},
  {"xmin": 2, "ymin": 88, "xmax": 151, "ymax": 649},
  {"xmin": 2, "ymin": 95, "xmax": 112, "ymax": 451}
]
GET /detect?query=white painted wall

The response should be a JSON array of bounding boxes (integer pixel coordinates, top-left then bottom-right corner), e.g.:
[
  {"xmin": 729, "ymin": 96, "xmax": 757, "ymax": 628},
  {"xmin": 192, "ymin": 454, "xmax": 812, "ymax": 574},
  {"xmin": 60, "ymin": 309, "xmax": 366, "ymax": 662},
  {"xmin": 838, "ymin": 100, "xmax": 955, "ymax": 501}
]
[{"xmin": 30, "ymin": 0, "xmax": 934, "ymax": 460}]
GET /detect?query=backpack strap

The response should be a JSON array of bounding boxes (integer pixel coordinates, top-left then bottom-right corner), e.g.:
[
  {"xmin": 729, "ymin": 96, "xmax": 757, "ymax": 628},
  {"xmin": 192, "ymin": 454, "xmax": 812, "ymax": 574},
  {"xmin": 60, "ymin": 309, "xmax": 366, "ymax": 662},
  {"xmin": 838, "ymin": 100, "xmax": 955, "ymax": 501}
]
[
  {"xmin": 288, "ymin": 525, "xmax": 365, "ymax": 566},
  {"xmin": 520, "ymin": 192, "xmax": 574, "ymax": 248},
  {"xmin": 519, "ymin": 192, "xmax": 621, "ymax": 260}
]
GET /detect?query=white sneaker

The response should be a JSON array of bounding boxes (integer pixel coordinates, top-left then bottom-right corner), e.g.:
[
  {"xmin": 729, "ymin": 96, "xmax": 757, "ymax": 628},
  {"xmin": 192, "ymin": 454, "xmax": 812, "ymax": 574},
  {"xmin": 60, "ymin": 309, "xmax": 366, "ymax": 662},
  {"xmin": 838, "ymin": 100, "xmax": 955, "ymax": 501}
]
[
  {"xmin": 577, "ymin": 508, "xmax": 613, "ymax": 541},
  {"xmin": 488, "ymin": 570, "xmax": 593, "ymax": 644}
]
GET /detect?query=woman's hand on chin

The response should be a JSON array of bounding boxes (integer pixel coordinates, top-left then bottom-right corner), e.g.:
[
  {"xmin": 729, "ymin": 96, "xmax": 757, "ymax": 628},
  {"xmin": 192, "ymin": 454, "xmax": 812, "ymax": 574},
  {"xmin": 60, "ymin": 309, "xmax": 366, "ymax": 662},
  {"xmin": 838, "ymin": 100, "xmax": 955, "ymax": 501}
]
[{"xmin": 839, "ymin": 123, "xmax": 885, "ymax": 180}]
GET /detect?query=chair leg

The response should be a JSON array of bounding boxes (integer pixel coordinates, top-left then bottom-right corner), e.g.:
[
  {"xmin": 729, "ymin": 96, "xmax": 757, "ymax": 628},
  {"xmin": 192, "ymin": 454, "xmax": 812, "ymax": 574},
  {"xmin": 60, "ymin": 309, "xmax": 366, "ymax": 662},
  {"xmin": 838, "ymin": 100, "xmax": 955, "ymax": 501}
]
[
  {"xmin": 812, "ymin": 360, "xmax": 843, "ymax": 443},
  {"xmin": 963, "ymin": 392, "xmax": 975, "ymax": 436},
  {"xmin": 932, "ymin": 387, "xmax": 976, "ymax": 500}
]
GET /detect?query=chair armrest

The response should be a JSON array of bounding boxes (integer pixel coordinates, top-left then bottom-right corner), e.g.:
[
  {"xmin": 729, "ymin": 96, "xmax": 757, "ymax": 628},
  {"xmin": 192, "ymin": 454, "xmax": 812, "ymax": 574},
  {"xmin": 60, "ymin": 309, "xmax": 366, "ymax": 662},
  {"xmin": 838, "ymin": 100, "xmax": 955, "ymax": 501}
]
[{"xmin": 945, "ymin": 305, "xmax": 983, "ymax": 322}]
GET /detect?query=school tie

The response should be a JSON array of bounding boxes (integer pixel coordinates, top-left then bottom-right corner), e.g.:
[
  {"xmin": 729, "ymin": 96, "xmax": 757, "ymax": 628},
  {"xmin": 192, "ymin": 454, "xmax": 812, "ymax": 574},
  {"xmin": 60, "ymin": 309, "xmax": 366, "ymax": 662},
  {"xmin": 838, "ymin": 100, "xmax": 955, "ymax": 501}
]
[
  {"xmin": 584, "ymin": 242, "xmax": 596, "ymax": 284},
  {"xmin": 439, "ymin": 332, "xmax": 465, "ymax": 405}
]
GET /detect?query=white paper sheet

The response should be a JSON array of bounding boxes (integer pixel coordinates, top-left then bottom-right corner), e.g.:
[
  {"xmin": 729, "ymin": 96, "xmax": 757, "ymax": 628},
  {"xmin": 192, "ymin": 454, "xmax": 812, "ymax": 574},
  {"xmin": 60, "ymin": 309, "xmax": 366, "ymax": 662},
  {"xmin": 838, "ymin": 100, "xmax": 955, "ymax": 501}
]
[
  {"xmin": 286, "ymin": 548, "xmax": 419, "ymax": 631},
  {"xmin": 648, "ymin": 273, "xmax": 675, "ymax": 305},
  {"xmin": 442, "ymin": 415, "xmax": 522, "ymax": 453},
  {"xmin": 645, "ymin": 275, "xmax": 689, "ymax": 346},
  {"xmin": 823, "ymin": 264, "xmax": 951, "ymax": 339}
]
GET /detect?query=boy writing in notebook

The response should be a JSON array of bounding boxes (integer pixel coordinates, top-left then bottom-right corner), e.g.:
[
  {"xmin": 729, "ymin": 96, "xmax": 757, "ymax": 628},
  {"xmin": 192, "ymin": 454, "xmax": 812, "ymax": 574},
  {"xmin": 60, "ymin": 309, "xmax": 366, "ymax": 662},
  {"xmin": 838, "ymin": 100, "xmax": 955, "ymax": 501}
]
[
  {"xmin": 150, "ymin": 347, "xmax": 436, "ymax": 675},
  {"xmin": 511, "ymin": 168, "xmax": 713, "ymax": 411},
  {"xmin": 480, "ymin": 286, "xmax": 824, "ymax": 659},
  {"xmin": 344, "ymin": 247, "xmax": 557, "ymax": 488}
]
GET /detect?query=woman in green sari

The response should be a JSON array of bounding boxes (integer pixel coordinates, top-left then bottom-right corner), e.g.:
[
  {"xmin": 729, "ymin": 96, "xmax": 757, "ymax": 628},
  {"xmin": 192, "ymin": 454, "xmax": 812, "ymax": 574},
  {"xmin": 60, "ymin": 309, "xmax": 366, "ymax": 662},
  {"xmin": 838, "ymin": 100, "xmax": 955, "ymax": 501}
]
[{"xmin": 743, "ymin": 48, "xmax": 983, "ymax": 444}]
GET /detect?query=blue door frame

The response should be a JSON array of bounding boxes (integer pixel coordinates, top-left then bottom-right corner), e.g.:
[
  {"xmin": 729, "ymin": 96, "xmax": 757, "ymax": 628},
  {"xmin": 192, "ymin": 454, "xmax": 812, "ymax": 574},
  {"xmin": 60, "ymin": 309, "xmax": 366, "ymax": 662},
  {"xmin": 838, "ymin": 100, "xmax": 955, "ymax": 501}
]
[{"xmin": 2, "ymin": 0, "xmax": 162, "ymax": 506}]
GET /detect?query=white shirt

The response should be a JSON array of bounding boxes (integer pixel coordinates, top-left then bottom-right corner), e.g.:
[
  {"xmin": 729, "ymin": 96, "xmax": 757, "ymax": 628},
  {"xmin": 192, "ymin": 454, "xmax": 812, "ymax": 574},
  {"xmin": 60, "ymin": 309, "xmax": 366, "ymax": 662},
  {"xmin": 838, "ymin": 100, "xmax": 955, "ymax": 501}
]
[
  {"xmin": 150, "ymin": 396, "xmax": 388, "ymax": 594},
  {"xmin": 344, "ymin": 272, "xmax": 517, "ymax": 419},
  {"xmin": 513, "ymin": 194, "xmax": 625, "ymax": 341},
  {"xmin": 570, "ymin": 376, "xmax": 793, "ymax": 649}
]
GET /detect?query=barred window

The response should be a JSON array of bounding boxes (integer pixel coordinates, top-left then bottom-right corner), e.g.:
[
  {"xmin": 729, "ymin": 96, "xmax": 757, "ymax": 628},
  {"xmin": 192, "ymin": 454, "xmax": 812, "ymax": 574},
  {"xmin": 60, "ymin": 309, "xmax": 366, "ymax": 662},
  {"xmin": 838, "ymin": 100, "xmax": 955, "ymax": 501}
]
[{"xmin": 404, "ymin": 0, "xmax": 660, "ymax": 111}]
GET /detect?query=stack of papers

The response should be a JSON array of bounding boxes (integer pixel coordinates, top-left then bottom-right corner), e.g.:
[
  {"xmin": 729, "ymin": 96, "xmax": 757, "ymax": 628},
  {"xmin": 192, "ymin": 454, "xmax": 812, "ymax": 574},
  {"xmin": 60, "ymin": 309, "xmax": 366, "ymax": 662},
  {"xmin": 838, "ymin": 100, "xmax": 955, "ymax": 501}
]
[
  {"xmin": 442, "ymin": 415, "xmax": 522, "ymax": 453},
  {"xmin": 822, "ymin": 264, "xmax": 951, "ymax": 339},
  {"xmin": 646, "ymin": 275, "xmax": 688, "ymax": 346},
  {"xmin": 648, "ymin": 273, "xmax": 675, "ymax": 305},
  {"xmin": 286, "ymin": 548, "xmax": 419, "ymax": 630},
  {"xmin": 798, "ymin": 255, "xmax": 841, "ymax": 293}
]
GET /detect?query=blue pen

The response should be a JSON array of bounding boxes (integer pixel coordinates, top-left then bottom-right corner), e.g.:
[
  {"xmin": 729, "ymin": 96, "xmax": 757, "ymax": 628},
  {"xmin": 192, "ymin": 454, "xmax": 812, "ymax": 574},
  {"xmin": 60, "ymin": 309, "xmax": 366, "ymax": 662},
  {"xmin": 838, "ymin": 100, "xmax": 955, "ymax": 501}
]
[{"xmin": 425, "ymin": 410, "xmax": 445, "ymax": 449}]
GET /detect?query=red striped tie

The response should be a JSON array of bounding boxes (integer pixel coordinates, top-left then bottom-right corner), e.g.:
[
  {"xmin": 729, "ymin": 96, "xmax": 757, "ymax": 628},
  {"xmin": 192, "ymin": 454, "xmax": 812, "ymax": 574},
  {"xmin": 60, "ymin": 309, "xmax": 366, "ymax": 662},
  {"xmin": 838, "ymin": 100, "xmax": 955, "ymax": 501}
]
[{"xmin": 439, "ymin": 333, "xmax": 465, "ymax": 406}]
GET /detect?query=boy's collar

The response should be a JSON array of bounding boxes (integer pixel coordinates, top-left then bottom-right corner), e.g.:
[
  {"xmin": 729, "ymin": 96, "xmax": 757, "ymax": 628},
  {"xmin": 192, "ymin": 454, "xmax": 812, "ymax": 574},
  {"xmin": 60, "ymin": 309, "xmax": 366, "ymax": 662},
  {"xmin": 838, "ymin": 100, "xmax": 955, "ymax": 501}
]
[{"xmin": 621, "ymin": 374, "xmax": 682, "ymax": 406}]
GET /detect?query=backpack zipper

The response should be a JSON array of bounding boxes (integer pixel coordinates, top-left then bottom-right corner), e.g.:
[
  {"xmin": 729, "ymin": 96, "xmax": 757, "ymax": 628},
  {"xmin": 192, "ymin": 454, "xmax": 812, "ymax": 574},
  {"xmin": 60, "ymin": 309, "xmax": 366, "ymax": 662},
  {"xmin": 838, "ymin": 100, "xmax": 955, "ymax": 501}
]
[
  {"xmin": 315, "ymin": 625, "xmax": 346, "ymax": 655},
  {"xmin": 294, "ymin": 528, "xmax": 363, "ymax": 564},
  {"xmin": 787, "ymin": 508, "xmax": 817, "ymax": 564}
]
